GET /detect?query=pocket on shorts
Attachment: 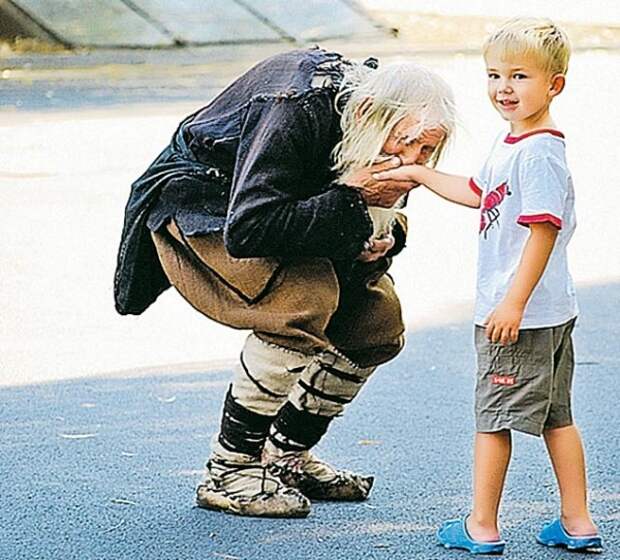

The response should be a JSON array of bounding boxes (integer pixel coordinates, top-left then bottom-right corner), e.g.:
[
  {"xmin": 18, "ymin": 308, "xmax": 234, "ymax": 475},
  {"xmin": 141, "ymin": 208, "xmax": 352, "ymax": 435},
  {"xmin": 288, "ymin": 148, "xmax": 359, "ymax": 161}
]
[
  {"xmin": 476, "ymin": 327, "xmax": 547, "ymax": 380},
  {"xmin": 475, "ymin": 325, "xmax": 553, "ymax": 421}
]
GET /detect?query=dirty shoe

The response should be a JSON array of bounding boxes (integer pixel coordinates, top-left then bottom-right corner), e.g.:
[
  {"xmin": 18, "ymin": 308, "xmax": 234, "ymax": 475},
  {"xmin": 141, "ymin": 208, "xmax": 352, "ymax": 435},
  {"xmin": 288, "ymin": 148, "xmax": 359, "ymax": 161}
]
[
  {"xmin": 263, "ymin": 440, "xmax": 374, "ymax": 501},
  {"xmin": 196, "ymin": 453, "xmax": 310, "ymax": 518}
]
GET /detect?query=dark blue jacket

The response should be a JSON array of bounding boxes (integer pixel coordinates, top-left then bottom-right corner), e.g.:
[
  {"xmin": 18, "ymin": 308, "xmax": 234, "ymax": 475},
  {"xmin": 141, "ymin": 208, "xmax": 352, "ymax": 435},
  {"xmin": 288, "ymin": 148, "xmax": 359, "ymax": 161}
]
[{"xmin": 114, "ymin": 48, "xmax": 400, "ymax": 315}]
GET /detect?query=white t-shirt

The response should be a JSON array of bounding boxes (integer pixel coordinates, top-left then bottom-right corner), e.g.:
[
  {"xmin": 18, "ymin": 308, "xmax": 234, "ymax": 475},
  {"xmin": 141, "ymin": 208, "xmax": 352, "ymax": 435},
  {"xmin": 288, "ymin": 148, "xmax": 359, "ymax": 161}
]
[{"xmin": 470, "ymin": 129, "xmax": 578, "ymax": 329}]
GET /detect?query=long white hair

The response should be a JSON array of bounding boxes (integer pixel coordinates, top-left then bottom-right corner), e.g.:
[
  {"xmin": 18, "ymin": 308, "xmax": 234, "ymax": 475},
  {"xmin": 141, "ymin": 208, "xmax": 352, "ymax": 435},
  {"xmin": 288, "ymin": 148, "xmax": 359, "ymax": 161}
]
[{"xmin": 332, "ymin": 61, "xmax": 456, "ymax": 177}]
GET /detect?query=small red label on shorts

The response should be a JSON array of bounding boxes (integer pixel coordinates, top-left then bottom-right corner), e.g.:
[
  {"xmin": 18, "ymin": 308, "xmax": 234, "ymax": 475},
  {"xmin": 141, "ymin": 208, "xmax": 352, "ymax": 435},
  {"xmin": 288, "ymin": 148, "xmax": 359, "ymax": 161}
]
[{"xmin": 492, "ymin": 374, "xmax": 516, "ymax": 386}]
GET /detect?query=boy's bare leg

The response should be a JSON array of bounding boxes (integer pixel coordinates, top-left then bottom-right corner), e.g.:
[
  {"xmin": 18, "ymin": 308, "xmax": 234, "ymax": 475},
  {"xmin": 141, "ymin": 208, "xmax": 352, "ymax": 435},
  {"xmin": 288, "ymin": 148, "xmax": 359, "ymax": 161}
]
[
  {"xmin": 467, "ymin": 430, "xmax": 512, "ymax": 541},
  {"xmin": 543, "ymin": 425, "xmax": 598, "ymax": 535}
]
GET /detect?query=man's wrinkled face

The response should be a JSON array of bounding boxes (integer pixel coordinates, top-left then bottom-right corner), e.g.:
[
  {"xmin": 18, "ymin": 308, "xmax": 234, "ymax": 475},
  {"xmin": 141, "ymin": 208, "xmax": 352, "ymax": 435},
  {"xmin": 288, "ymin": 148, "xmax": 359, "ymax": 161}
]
[{"xmin": 381, "ymin": 114, "xmax": 445, "ymax": 166}]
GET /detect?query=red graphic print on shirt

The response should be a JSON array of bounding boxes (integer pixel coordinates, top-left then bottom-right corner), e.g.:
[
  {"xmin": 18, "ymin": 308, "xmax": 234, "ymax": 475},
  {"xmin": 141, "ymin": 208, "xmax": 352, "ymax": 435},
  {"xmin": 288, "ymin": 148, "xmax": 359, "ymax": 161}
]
[{"xmin": 480, "ymin": 181, "xmax": 511, "ymax": 238}]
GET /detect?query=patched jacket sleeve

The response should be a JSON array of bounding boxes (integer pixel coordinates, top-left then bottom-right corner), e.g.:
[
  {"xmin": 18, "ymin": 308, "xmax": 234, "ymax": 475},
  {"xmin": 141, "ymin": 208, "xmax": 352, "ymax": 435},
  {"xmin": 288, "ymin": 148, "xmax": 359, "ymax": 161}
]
[{"xmin": 224, "ymin": 95, "xmax": 373, "ymax": 259}]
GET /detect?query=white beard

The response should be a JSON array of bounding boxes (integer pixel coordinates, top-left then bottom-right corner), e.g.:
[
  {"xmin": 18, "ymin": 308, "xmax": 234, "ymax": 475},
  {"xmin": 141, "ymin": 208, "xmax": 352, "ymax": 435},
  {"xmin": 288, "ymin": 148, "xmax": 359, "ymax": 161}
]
[
  {"xmin": 367, "ymin": 195, "xmax": 404, "ymax": 239},
  {"xmin": 368, "ymin": 206, "xmax": 397, "ymax": 239}
]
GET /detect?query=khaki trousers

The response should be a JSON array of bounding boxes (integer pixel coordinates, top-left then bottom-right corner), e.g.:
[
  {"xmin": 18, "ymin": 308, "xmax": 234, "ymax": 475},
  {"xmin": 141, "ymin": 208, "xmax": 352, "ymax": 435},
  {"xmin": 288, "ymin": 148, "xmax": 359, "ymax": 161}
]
[{"xmin": 151, "ymin": 221, "xmax": 405, "ymax": 367}]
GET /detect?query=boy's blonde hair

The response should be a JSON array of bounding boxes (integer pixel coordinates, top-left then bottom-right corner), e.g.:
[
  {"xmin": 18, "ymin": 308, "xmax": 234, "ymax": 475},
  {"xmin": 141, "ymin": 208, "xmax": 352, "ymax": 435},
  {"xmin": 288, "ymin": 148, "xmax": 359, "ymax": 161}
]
[
  {"xmin": 332, "ymin": 61, "xmax": 456, "ymax": 177},
  {"xmin": 483, "ymin": 17, "xmax": 571, "ymax": 76}
]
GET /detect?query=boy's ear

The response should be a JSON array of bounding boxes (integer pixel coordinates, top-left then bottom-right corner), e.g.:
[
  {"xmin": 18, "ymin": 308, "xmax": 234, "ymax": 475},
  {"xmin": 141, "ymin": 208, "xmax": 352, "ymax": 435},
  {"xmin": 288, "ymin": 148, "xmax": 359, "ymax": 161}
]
[
  {"xmin": 354, "ymin": 97, "xmax": 373, "ymax": 121},
  {"xmin": 549, "ymin": 74, "xmax": 566, "ymax": 98}
]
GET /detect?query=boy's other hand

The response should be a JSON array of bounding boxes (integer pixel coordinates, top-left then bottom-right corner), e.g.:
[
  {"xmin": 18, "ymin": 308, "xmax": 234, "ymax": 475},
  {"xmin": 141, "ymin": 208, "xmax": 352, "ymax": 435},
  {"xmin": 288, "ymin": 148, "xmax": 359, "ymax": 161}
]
[
  {"xmin": 484, "ymin": 300, "xmax": 524, "ymax": 345},
  {"xmin": 344, "ymin": 157, "xmax": 417, "ymax": 208}
]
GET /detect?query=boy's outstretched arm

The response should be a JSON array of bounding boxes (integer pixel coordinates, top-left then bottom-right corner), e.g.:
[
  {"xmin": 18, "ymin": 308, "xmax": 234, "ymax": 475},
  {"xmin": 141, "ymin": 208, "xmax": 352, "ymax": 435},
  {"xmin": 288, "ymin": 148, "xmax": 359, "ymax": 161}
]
[
  {"xmin": 485, "ymin": 222, "xmax": 559, "ymax": 345},
  {"xmin": 373, "ymin": 164, "xmax": 481, "ymax": 208}
]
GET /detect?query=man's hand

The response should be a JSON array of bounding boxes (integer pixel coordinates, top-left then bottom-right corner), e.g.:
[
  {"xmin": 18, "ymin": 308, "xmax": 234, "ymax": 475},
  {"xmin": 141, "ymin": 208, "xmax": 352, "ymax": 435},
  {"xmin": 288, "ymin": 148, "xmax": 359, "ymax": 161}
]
[
  {"xmin": 484, "ymin": 300, "xmax": 525, "ymax": 346},
  {"xmin": 357, "ymin": 234, "xmax": 395, "ymax": 262},
  {"xmin": 343, "ymin": 157, "xmax": 418, "ymax": 208}
]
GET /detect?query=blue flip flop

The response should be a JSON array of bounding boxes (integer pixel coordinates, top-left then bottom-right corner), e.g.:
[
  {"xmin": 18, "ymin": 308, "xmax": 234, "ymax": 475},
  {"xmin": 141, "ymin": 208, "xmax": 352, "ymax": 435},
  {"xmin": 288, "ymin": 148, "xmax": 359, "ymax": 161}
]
[
  {"xmin": 437, "ymin": 518, "xmax": 506, "ymax": 555},
  {"xmin": 537, "ymin": 519, "xmax": 603, "ymax": 553}
]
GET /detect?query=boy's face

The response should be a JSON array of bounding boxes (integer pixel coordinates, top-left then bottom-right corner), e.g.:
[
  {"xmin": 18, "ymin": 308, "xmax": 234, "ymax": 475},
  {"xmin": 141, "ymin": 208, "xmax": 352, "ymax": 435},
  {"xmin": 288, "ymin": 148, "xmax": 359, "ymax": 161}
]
[{"xmin": 485, "ymin": 47, "xmax": 562, "ymax": 134}]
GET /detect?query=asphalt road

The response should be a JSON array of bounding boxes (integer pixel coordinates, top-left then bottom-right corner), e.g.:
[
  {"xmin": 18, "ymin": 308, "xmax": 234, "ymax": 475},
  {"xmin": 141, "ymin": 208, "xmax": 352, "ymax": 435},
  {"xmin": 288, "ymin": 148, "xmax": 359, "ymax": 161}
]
[{"xmin": 1, "ymin": 281, "xmax": 618, "ymax": 560}]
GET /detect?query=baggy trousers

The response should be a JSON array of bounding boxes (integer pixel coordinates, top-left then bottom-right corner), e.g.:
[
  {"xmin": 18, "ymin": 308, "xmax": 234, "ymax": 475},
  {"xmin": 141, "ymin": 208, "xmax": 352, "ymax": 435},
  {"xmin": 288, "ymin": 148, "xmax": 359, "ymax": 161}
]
[
  {"xmin": 152, "ymin": 220, "xmax": 405, "ymax": 367},
  {"xmin": 151, "ymin": 220, "xmax": 405, "ymax": 456}
]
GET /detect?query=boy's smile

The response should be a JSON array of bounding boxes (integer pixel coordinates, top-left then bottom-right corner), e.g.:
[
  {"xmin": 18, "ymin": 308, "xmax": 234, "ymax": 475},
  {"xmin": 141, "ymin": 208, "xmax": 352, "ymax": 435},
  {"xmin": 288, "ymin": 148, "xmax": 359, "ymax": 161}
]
[{"xmin": 485, "ymin": 47, "xmax": 564, "ymax": 135}]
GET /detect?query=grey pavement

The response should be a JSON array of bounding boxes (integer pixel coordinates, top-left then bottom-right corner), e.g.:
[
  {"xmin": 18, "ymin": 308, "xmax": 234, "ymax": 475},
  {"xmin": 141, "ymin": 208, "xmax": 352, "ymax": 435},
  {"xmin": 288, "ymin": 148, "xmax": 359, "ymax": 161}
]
[{"xmin": 1, "ymin": 281, "xmax": 618, "ymax": 560}]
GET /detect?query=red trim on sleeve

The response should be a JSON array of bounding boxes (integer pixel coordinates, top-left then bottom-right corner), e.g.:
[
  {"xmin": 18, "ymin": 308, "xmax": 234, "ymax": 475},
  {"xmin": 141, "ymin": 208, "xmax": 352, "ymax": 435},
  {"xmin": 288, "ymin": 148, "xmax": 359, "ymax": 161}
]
[
  {"xmin": 504, "ymin": 129, "xmax": 565, "ymax": 144},
  {"xmin": 469, "ymin": 178, "xmax": 483, "ymax": 196},
  {"xmin": 517, "ymin": 213, "xmax": 562, "ymax": 230}
]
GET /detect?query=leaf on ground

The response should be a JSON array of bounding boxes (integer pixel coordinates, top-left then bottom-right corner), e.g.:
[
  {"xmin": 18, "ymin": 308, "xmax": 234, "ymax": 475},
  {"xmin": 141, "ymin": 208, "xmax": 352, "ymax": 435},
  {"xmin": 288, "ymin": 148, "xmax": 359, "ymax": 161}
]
[
  {"xmin": 177, "ymin": 469, "xmax": 204, "ymax": 476},
  {"xmin": 358, "ymin": 439, "xmax": 382, "ymax": 445},
  {"xmin": 58, "ymin": 432, "xmax": 98, "ymax": 440},
  {"xmin": 111, "ymin": 498, "xmax": 137, "ymax": 506}
]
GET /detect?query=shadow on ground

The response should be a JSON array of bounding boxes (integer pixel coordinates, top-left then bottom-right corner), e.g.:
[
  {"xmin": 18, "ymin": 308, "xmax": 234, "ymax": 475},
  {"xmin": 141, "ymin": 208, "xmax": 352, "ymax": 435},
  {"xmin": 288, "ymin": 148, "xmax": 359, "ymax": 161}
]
[{"xmin": 1, "ymin": 283, "xmax": 618, "ymax": 559}]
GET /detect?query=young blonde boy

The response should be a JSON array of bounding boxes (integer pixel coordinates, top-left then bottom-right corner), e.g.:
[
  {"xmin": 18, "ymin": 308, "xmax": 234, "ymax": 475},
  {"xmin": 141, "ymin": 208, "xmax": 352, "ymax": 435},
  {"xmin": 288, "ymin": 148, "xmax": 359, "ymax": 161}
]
[{"xmin": 375, "ymin": 18, "xmax": 602, "ymax": 554}]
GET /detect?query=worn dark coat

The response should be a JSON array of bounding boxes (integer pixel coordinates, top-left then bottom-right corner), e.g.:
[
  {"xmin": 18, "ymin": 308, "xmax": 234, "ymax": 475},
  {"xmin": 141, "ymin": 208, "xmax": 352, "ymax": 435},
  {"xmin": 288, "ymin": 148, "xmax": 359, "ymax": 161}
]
[{"xmin": 114, "ymin": 48, "xmax": 404, "ymax": 316}]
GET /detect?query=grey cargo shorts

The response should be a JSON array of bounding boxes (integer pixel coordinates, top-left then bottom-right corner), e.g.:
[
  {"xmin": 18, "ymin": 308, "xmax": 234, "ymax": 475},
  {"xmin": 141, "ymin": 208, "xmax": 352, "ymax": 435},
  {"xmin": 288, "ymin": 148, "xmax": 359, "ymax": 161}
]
[{"xmin": 474, "ymin": 317, "xmax": 577, "ymax": 436}]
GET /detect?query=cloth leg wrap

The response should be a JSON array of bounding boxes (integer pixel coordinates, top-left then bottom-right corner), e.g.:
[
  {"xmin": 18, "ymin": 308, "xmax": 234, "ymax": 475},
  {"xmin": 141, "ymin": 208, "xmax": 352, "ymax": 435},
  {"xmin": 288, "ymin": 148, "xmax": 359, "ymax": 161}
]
[
  {"xmin": 217, "ymin": 386, "xmax": 274, "ymax": 457},
  {"xmin": 231, "ymin": 333, "xmax": 312, "ymax": 416},
  {"xmin": 289, "ymin": 347, "xmax": 376, "ymax": 417},
  {"xmin": 269, "ymin": 347, "xmax": 376, "ymax": 452}
]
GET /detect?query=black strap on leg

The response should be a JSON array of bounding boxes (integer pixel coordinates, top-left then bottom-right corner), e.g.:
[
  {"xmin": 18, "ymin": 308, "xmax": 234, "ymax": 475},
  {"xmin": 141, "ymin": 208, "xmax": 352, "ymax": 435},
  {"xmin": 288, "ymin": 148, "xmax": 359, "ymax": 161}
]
[
  {"xmin": 269, "ymin": 401, "xmax": 333, "ymax": 452},
  {"xmin": 218, "ymin": 386, "xmax": 275, "ymax": 457}
]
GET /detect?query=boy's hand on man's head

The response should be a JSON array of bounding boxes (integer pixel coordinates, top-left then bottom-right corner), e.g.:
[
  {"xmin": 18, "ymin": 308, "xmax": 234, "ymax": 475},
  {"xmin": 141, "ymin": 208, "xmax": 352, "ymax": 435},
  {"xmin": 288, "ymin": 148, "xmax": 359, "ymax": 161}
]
[{"xmin": 484, "ymin": 300, "xmax": 525, "ymax": 345}]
